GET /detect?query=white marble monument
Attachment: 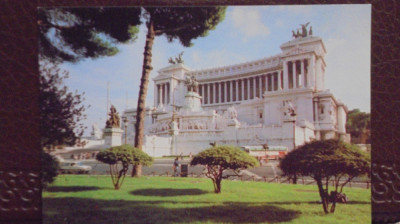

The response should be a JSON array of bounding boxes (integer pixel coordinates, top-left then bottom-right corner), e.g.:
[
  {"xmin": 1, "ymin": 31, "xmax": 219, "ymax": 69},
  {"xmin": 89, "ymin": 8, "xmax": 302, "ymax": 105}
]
[{"xmin": 122, "ymin": 25, "xmax": 350, "ymax": 156}]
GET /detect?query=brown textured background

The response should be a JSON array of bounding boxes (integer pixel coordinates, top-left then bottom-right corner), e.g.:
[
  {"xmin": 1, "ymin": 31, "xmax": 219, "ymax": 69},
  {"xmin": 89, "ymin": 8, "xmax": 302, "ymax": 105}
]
[{"xmin": 0, "ymin": 0, "xmax": 398, "ymax": 223}]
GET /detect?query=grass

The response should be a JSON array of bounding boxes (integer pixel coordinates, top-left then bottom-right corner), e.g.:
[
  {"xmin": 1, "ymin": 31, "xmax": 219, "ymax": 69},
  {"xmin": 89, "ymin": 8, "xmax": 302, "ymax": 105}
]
[{"xmin": 43, "ymin": 175, "xmax": 370, "ymax": 224}]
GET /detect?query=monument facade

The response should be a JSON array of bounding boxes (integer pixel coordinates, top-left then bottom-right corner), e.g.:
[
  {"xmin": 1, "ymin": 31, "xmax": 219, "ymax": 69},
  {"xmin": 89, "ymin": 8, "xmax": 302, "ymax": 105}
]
[{"xmin": 122, "ymin": 26, "xmax": 350, "ymax": 157}]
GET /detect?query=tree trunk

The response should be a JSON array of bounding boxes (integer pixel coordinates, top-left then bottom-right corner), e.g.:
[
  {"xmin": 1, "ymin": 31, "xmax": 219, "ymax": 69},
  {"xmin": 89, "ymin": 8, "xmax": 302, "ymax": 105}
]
[
  {"xmin": 214, "ymin": 177, "xmax": 222, "ymax": 193},
  {"xmin": 316, "ymin": 179, "xmax": 329, "ymax": 214},
  {"xmin": 330, "ymin": 191, "xmax": 337, "ymax": 213},
  {"xmin": 132, "ymin": 16, "xmax": 155, "ymax": 177},
  {"xmin": 292, "ymin": 173, "xmax": 297, "ymax": 184}
]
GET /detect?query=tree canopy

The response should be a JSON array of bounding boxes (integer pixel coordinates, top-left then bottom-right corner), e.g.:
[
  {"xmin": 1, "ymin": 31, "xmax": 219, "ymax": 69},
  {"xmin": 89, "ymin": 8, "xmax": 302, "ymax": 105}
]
[
  {"xmin": 38, "ymin": 7, "xmax": 141, "ymax": 63},
  {"xmin": 191, "ymin": 145, "xmax": 258, "ymax": 193},
  {"xmin": 279, "ymin": 140, "xmax": 370, "ymax": 213},
  {"xmin": 41, "ymin": 151, "xmax": 60, "ymax": 188},
  {"xmin": 346, "ymin": 109, "xmax": 370, "ymax": 144},
  {"xmin": 40, "ymin": 62, "xmax": 87, "ymax": 149},
  {"xmin": 96, "ymin": 144, "xmax": 153, "ymax": 189}
]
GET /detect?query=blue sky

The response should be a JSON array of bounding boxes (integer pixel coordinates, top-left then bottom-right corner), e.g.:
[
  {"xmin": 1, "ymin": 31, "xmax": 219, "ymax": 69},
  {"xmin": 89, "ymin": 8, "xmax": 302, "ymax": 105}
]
[{"xmin": 60, "ymin": 5, "xmax": 371, "ymax": 135}]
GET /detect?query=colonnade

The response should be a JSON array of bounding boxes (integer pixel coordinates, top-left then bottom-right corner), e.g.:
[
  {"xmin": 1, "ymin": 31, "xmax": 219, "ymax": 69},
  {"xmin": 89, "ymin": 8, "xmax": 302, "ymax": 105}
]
[
  {"xmin": 156, "ymin": 83, "xmax": 170, "ymax": 105},
  {"xmin": 198, "ymin": 72, "xmax": 279, "ymax": 105},
  {"xmin": 154, "ymin": 58, "xmax": 312, "ymax": 106},
  {"xmin": 198, "ymin": 58, "xmax": 311, "ymax": 105}
]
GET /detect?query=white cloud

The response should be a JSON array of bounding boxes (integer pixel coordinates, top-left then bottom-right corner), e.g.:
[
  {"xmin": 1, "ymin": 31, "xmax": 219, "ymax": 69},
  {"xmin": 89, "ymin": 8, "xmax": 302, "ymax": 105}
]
[{"xmin": 229, "ymin": 7, "xmax": 270, "ymax": 41}]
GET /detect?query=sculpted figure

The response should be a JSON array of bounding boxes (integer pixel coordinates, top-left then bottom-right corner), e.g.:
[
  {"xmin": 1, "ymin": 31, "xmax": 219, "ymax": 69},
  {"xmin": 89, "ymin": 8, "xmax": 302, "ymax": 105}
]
[
  {"xmin": 226, "ymin": 106, "xmax": 238, "ymax": 119},
  {"xmin": 176, "ymin": 51, "xmax": 184, "ymax": 64},
  {"xmin": 105, "ymin": 105, "xmax": 120, "ymax": 128},
  {"xmin": 185, "ymin": 75, "xmax": 199, "ymax": 93},
  {"xmin": 168, "ymin": 57, "xmax": 176, "ymax": 64},
  {"xmin": 284, "ymin": 101, "xmax": 296, "ymax": 118},
  {"xmin": 168, "ymin": 51, "xmax": 184, "ymax": 64},
  {"xmin": 300, "ymin": 22, "xmax": 310, "ymax": 37}
]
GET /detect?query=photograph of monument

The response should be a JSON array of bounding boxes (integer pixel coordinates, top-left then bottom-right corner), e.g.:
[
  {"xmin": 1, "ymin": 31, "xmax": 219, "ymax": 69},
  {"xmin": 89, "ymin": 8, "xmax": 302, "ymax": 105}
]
[{"xmin": 39, "ymin": 5, "xmax": 371, "ymax": 223}]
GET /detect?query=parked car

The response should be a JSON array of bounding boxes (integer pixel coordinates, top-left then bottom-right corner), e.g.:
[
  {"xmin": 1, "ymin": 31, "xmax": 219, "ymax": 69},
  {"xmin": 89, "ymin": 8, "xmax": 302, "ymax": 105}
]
[{"xmin": 59, "ymin": 161, "xmax": 92, "ymax": 174}]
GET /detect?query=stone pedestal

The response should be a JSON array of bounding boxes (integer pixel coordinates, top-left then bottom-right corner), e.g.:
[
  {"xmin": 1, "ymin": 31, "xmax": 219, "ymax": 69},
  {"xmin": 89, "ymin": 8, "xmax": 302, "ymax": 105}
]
[
  {"xmin": 283, "ymin": 116, "xmax": 297, "ymax": 150},
  {"xmin": 103, "ymin": 128, "xmax": 123, "ymax": 148},
  {"xmin": 169, "ymin": 120, "xmax": 179, "ymax": 155},
  {"xmin": 182, "ymin": 92, "xmax": 202, "ymax": 112}
]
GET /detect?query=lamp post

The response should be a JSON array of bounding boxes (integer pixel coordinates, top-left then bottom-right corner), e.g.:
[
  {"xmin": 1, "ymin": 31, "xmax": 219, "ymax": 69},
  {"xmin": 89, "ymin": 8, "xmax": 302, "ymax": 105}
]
[
  {"xmin": 290, "ymin": 111, "xmax": 297, "ymax": 184},
  {"xmin": 291, "ymin": 111, "xmax": 297, "ymax": 150}
]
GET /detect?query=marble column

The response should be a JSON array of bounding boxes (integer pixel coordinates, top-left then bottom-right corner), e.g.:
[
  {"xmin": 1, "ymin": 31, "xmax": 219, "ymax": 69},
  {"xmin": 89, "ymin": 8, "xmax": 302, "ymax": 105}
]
[
  {"xmin": 202, "ymin": 84, "xmax": 206, "ymax": 103},
  {"xmin": 241, "ymin": 79, "xmax": 245, "ymax": 101},
  {"xmin": 160, "ymin": 84, "xmax": 163, "ymax": 105},
  {"xmin": 271, "ymin": 74, "xmax": 275, "ymax": 91},
  {"xmin": 224, "ymin": 81, "xmax": 228, "ymax": 103},
  {"xmin": 167, "ymin": 83, "xmax": 170, "ymax": 104},
  {"xmin": 283, "ymin": 62, "xmax": 289, "ymax": 90},
  {"xmin": 258, "ymin": 76, "xmax": 262, "ymax": 98},
  {"xmin": 247, "ymin": 78, "xmax": 250, "ymax": 100},
  {"xmin": 310, "ymin": 56, "xmax": 315, "ymax": 89},
  {"xmin": 266, "ymin": 74, "xmax": 269, "ymax": 92},
  {"xmin": 219, "ymin": 82, "xmax": 222, "ymax": 103},
  {"xmin": 163, "ymin": 84, "xmax": 167, "ymax": 105},
  {"xmin": 229, "ymin": 81, "xmax": 233, "ymax": 102},
  {"xmin": 278, "ymin": 71, "xmax": 282, "ymax": 90}
]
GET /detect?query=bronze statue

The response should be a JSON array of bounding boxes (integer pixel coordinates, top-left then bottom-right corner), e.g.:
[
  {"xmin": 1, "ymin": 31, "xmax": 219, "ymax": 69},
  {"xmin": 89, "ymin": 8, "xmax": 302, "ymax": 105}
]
[
  {"xmin": 105, "ymin": 105, "xmax": 121, "ymax": 128},
  {"xmin": 292, "ymin": 23, "xmax": 312, "ymax": 39},
  {"xmin": 168, "ymin": 51, "xmax": 184, "ymax": 64},
  {"xmin": 185, "ymin": 74, "xmax": 198, "ymax": 93},
  {"xmin": 300, "ymin": 22, "xmax": 310, "ymax": 37}
]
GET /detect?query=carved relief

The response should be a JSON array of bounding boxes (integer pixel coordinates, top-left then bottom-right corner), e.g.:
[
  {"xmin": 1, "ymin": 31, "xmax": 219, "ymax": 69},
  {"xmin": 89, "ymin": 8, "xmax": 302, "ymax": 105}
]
[
  {"xmin": 372, "ymin": 162, "xmax": 400, "ymax": 205},
  {"xmin": 0, "ymin": 171, "xmax": 41, "ymax": 213}
]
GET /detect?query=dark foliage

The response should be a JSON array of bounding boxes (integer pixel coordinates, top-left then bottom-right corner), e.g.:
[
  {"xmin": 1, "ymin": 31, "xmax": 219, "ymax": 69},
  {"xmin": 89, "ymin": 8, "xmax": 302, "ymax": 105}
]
[
  {"xmin": 38, "ymin": 7, "xmax": 141, "ymax": 63},
  {"xmin": 41, "ymin": 151, "xmax": 60, "ymax": 188},
  {"xmin": 40, "ymin": 62, "xmax": 87, "ymax": 149},
  {"xmin": 279, "ymin": 139, "xmax": 370, "ymax": 213},
  {"xmin": 346, "ymin": 109, "xmax": 370, "ymax": 144},
  {"xmin": 144, "ymin": 7, "xmax": 226, "ymax": 47},
  {"xmin": 191, "ymin": 145, "xmax": 258, "ymax": 193}
]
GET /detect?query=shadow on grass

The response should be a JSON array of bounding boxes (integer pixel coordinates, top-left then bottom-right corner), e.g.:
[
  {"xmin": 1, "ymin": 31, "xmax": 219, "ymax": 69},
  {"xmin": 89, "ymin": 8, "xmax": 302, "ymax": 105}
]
[
  {"xmin": 45, "ymin": 186, "xmax": 105, "ymax": 192},
  {"xmin": 130, "ymin": 188, "xmax": 208, "ymax": 197},
  {"xmin": 267, "ymin": 201, "xmax": 370, "ymax": 205},
  {"xmin": 43, "ymin": 198, "xmax": 300, "ymax": 224}
]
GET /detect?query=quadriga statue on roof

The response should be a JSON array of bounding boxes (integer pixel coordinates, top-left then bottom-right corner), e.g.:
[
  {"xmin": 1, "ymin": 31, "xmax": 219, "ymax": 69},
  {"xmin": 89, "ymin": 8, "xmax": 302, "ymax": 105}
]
[
  {"xmin": 168, "ymin": 51, "xmax": 184, "ymax": 64},
  {"xmin": 292, "ymin": 22, "xmax": 312, "ymax": 39},
  {"xmin": 105, "ymin": 105, "xmax": 121, "ymax": 128}
]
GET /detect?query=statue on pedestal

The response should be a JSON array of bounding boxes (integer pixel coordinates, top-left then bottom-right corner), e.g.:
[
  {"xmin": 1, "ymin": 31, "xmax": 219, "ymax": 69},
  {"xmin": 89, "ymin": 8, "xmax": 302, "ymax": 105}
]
[
  {"xmin": 185, "ymin": 74, "xmax": 199, "ymax": 93},
  {"xmin": 105, "ymin": 105, "xmax": 121, "ymax": 128},
  {"xmin": 283, "ymin": 100, "xmax": 296, "ymax": 119}
]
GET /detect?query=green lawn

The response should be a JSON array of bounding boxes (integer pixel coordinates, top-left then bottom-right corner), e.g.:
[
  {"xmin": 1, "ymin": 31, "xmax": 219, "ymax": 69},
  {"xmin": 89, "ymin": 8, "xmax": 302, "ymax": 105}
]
[{"xmin": 43, "ymin": 175, "xmax": 370, "ymax": 224}]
